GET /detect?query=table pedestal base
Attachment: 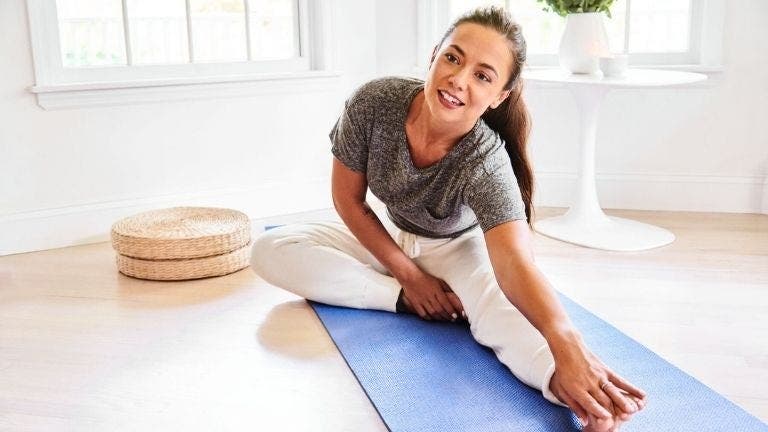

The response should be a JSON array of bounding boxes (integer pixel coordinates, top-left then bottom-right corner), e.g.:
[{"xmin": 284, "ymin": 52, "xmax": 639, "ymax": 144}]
[{"xmin": 534, "ymin": 213, "xmax": 675, "ymax": 251}]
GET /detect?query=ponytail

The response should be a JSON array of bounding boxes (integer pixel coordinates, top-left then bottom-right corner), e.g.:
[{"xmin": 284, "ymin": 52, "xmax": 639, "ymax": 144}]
[
  {"xmin": 439, "ymin": 6, "xmax": 535, "ymax": 225},
  {"xmin": 482, "ymin": 81, "xmax": 534, "ymax": 224}
]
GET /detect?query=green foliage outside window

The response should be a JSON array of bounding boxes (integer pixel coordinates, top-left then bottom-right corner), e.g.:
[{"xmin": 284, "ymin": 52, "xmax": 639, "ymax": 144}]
[{"xmin": 535, "ymin": 0, "xmax": 615, "ymax": 18}]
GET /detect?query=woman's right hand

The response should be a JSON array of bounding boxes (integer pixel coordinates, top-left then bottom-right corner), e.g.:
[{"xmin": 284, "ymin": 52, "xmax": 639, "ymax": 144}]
[{"xmin": 398, "ymin": 269, "xmax": 465, "ymax": 322}]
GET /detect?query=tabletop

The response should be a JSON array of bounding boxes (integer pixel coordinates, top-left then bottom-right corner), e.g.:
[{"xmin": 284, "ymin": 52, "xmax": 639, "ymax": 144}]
[{"xmin": 523, "ymin": 67, "xmax": 707, "ymax": 88}]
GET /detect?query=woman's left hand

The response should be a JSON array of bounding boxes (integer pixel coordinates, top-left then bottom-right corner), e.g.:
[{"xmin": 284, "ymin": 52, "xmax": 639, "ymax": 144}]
[
  {"xmin": 547, "ymin": 331, "xmax": 647, "ymax": 430},
  {"xmin": 579, "ymin": 391, "xmax": 646, "ymax": 432}
]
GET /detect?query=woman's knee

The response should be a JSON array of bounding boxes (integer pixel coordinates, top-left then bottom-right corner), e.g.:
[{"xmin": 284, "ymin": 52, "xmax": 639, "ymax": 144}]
[{"xmin": 249, "ymin": 228, "xmax": 288, "ymax": 281}]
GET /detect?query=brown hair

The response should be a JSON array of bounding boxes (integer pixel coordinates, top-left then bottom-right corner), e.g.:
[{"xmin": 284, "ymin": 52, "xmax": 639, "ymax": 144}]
[{"xmin": 436, "ymin": 6, "xmax": 535, "ymax": 225}]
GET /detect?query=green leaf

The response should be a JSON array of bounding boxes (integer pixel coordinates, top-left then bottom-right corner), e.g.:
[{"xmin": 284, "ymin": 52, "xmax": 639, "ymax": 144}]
[{"xmin": 535, "ymin": 0, "xmax": 615, "ymax": 16}]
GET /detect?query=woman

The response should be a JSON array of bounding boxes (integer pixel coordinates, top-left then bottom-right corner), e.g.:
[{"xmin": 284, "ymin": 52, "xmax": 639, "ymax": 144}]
[{"xmin": 251, "ymin": 6, "xmax": 646, "ymax": 431}]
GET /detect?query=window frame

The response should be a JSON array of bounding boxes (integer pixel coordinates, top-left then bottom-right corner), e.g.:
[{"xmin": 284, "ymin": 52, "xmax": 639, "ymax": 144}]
[
  {"xmin": 26, "ymin": 0, "xmax": 339, "ymax": 109},
  {"xmin": 416, "ymin": 0, "xmax": 725, "ymax": 73}
]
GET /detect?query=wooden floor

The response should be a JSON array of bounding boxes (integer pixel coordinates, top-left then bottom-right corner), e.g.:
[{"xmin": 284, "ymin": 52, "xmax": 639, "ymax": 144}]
[{"xmin": 0, "ymin": 207, "xmax": 766, "ymax": 431}]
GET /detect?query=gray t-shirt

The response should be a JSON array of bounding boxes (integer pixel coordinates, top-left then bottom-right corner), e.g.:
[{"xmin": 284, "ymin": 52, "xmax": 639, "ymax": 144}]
[{"xmin": 330, "ymin": 76, "xmax": 526, "ymax": 238}]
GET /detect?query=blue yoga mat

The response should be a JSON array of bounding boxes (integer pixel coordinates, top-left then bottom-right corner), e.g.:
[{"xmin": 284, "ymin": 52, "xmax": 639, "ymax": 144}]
[{"xmin": 308, "ymin": 295, "xmax": 768, "ymax": 432}]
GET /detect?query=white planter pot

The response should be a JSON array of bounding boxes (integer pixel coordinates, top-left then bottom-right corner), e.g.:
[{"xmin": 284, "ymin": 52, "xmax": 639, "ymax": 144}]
[{"xmin": 558, "ymin": 12, "xmax": 610, "ymax": 74}]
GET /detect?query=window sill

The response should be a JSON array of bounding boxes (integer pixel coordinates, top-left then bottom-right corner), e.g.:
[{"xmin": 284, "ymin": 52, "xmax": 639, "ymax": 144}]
[{"xmin": 28, "ymin": 70, "xmax": 343, "ymax": 110}]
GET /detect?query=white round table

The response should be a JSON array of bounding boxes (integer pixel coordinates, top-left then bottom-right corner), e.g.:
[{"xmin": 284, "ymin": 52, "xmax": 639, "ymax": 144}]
[{"xmin": 524, "ymin": 68, "xmax": 707, "ymax": 251}]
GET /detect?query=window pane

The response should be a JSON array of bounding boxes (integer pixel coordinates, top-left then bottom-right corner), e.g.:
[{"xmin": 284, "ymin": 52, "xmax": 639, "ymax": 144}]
[
  {"xmin": 56, "ymin": 0, "xmax": 127, "ymax": 67},
  {"xmin": 446, "ymin": 1, "xmax": 570, "ymax": 55},
  {"xmin": 190, "ymin": 0, "xmax": 247, "ymax": 63},
  {"xmin": 127, "ymin": 0, "xmax": 189, "ymax": 65},
  {"xmin": 507, "ymin": 0, "xmax": 564, "ymax": 54},
  {"xmin": 629, "ymin": 0, "xmax": 690, "ymax": 53},
  {"xmin": 248, "ymin": 0, "xmax": 298, "ymax": 60},
  {"xmin": 604, "ymin": 0, "xmax": 627, "ymax": 53}
]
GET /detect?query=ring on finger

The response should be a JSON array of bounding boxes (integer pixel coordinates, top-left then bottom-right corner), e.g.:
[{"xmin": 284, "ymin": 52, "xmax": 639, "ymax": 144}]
[{"xmin": 600, "ymin": 380, "xmax": 612, "ymax": 392}]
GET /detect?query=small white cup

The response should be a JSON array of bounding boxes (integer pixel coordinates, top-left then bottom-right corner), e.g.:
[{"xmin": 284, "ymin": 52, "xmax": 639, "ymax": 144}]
[{"xmin": 599, "ymin": 54, "xmax": 629, "ymax": 77}]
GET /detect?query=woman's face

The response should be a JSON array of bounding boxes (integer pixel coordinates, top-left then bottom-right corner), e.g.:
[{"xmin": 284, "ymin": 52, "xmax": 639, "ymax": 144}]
[{"xmin": 425, "ymin": 23, "xmax": 514, "ymax": 125}]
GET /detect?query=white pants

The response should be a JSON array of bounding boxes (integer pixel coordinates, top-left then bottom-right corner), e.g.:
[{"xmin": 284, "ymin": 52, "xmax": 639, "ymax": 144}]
[{"xmin": 250, "ymin": 210, "xmax": 563, "ymax": 406}]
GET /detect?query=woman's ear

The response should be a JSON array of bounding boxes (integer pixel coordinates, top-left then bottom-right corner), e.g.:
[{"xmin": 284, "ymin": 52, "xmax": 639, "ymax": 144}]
[{"xmin": 490, "ymin": 90, "xmax": 511, "ymax": 109}]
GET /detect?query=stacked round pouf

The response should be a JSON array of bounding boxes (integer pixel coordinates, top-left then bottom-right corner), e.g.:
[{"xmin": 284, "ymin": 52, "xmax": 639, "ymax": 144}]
[{"xmin": 111, "ymin": 207, "xmax": 251, "ymax": 281}]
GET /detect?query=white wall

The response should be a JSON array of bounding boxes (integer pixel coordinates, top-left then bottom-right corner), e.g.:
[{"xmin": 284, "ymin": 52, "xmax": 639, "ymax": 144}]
[
  {"xmin": 1, "ymin": 0, "xmax": 766, "ymax": 255},
  {"xmin": 376, "ymin": 0, "xmax": 768, "ymax": 214},
  {"xmin": 0, "ymin": 0, "xmax": 377, "ymax": 255}
]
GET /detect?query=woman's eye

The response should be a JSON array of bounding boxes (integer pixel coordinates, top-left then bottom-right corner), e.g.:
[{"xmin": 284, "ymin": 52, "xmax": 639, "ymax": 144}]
[
  {"xmin": 445, "ymin": 53, "xmax": 458, "ymax": 63},
  {"xmin": 476, "ymin": 73, "xmax": 490, "ymax": 82}
]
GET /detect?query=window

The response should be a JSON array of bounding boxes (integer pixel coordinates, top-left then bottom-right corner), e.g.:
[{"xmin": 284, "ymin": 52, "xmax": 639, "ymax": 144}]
[
  {"xmin": 417, "ymin": 0, "xmax": 724, "ymax": 71},
  {"xmin": 26, "ymin": 0, "xmax": 337, "ymax": 109},
  {"xmin": 56, "ymin": 0, "xmax": 300, "ymax": 67}
]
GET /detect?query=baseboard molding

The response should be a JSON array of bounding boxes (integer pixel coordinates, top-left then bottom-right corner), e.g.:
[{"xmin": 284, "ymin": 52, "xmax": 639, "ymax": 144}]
[
  {"xmin": 533, "ymin": 171, "xmax": 768, "ymax": 214},
  {"xmin": 0, "ymin": 178, "xmax": 333, "ymax": 256},
  {"xmin": 2, "ymin": 172, "xmax": 765, "ymax": 256},
  {"xmin": 762, "ymin": 176, "xmax": 768, "ymax": 215}
]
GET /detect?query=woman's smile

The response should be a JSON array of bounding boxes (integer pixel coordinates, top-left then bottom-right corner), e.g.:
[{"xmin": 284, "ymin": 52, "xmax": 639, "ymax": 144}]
[{"xmin": 437, "ymin": 89, "xmax": 465, "ymax": 109}]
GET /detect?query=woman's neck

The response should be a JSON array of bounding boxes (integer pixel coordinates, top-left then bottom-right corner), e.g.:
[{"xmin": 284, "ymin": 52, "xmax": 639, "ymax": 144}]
[{"xmin": 406, "ymin": 90, "xmax": 475, "ymax": 150}]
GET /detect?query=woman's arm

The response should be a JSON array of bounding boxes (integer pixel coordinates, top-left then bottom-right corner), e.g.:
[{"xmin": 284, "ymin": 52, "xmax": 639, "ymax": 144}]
[
  {"xmin": 331, "ymin": 158, "xmax": 462, "ymax": 320},
  {"xmin": 483, "ymin": 220, "xmax": 646, "ymax": 428}
]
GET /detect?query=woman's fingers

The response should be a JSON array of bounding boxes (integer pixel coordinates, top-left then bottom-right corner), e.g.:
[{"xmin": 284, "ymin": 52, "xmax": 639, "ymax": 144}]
[
  {"xmin": 585, "ymin": 390, "xmax": 622, "ymax": 432},
  {"xmin": 422, "ymin": 279, "xmax": 459, "ymax": 321},
  {"xmin": 403, "ymin": 277, "xmax": 465, "ymax": 322},
  {"xmin": 445, "ymin": 292, "xmax": 466, "ymax": 320},
  {"xmin": 590, "ymin": 384, "xmax": 618, "ymax": 420},
  {"xmin": 608, "ymin": 370, "xmax": 647, "ymax": 400},
  {"xmin": 405, "ymin": 275, "xmax": 458, "ymax": 321},
  {"xmin": 412, "ymin": 301, "xmax": 429, "ymax": 320},
  {"xmin": 627, "ymin": 392, "xmax": 647, "ymax": 410},
  {"xmin": 437, "ymin": 281, "xmax": 463, "ymax": 321},
  {"xmin": 433, "ymin": 291, "xmax": 459, "ymax": 321},
  {"xmin": 418, "ymin": 296, "xmax": 446, "ymax": 321},
  {"xmin": 574, "ymin": 390, "xmax": 612, "ymax": 420},
  {"xmin": 584, "ymin": 414, "xmax": 618, "ymax": 432},
  {"xmin": 420, "ymin": 295, "xmax": 450, "ymax": 321},
  {"xmin": 411, "ymin": 297, "xmax": 445, "ymax": 321},
  {"xmin": 601, "ymin": 381, "xmax": 638, "ymax": 415},
  {"xmin": 557, "ymin": 387, "xmax": 590, "ymax": 427},
  {"xmin": 422, "ymin": 299, "xmax": 441, "ymax": 320}
]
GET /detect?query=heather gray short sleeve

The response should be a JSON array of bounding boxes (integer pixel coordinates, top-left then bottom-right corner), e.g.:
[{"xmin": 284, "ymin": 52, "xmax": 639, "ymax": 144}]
[
  {"xmin": 329, "ymin": 84, "xmax": 371, "ymax": 173},
  {"xmin": 465, "ymin": 156, "xmax": 527, "ymax": 233}
]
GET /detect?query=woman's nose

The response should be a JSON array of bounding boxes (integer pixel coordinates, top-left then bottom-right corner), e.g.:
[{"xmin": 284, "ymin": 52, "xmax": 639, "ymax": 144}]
[{"xmin": 448, "ymin": 68, "xmax": 470, "ymax": 90}]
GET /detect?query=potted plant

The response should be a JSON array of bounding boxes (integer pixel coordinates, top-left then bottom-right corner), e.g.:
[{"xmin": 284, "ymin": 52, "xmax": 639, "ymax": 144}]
[{"xmin": 536, "ymin": 0, "xmax": 616, "ymax": 74}]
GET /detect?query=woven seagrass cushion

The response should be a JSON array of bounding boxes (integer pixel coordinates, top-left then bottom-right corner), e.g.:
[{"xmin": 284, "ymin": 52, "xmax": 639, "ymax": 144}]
[
  {"xmin": 115, "ymin": 241, "xmax": 251, "ymax": 281},
  {"xmin": 111, "ymin": 207, "xmax": 251, "ymax": 281},
  {"xmin": 111, "ymin": 207, "xmax": 250, "ymax": 260}
]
